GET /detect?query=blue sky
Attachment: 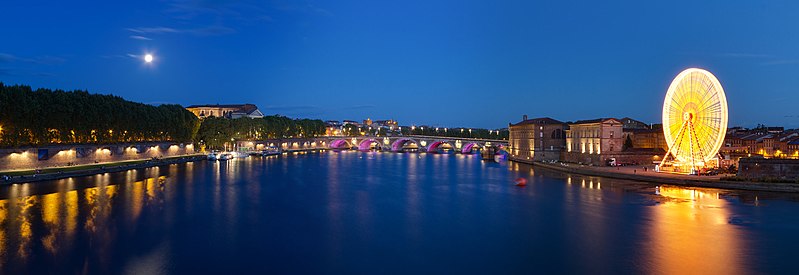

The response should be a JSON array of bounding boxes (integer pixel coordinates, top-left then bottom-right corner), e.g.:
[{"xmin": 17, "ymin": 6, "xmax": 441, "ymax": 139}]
[{"xmin": 2, "ymin": 0, "xmax": 799, "ymax": 129}]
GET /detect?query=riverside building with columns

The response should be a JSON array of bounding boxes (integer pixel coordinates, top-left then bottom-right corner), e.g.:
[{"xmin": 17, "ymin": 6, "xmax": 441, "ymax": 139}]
[{"xmin": 564, "ymin": 118, "xmax": 624, "ymax": 165}]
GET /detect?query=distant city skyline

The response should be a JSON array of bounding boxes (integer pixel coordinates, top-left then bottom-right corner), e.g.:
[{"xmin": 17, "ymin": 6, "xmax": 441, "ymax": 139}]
[{"xmin": 2, "ymin": 1, "xmax": 799, "ymax": 129}]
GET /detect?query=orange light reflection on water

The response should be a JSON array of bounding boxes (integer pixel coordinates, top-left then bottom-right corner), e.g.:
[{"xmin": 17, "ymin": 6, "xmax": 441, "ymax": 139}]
[
  {"xmin": 0, "ymin": 175, "xmax": 166, "ymax": 267},
  {"xmin": 647, "ymin": 186, "xmax": 748, "ymax": 275}
]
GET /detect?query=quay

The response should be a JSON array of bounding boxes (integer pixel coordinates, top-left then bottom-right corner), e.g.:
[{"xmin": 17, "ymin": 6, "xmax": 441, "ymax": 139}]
[
  {"xmin": 1, "ymin": 154, "xmax": 206, "ymax": 185},
  {"xmin": 511, "ymin": 158, "xmax": 799, "ymax": 193}
]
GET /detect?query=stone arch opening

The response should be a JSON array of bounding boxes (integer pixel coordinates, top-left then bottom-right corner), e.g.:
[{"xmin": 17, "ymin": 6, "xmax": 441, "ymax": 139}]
[
  {"xmin": 461, "ymin": 142, "xmax": 481, "ymax": 154},
  {"xmin": 330, "ymin": 139, "xmax": 352, "ymax": 149},
  {"xmin": 391, "ymin": 138, "xmax": 420, "ymax": 152},
  {"xmin": 358, "ymin": 139, "xmax": 383, "ymax": 151},
  {"xmin": 427, "ymin": 141, "xmax": 455, "ymax": 153}
]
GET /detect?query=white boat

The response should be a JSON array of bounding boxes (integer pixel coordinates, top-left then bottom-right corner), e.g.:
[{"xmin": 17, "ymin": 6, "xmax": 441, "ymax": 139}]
[
  {"xmin": 207, "ymin": 152, "xmax": 219, "ymax": 160},
  {"xmin": 217, "ymin": 153, "xmax": 233, "ymax": 161}
]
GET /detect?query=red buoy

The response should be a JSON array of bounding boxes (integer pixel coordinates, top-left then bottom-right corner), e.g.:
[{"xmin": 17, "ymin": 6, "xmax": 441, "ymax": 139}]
[{"xmin": 514, "ymin": 177, "xmax": 527, "ymax": 186}]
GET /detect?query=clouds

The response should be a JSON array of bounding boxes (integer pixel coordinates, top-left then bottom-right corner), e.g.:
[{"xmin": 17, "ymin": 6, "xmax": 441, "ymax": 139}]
[
  {"xmin": 126, "ymin": 25, "xmax": 235, "ymax": 37},
  {"xmin": 0, "ymin": 52, "xmax": 64, "ymax": 77},
  {"xmin": 125, "ymin": 0, "xmax": 264, "ymax": 40},
  {"xmin": 125, "ymin": 0, "xmax": 329, "ymax": 40},
  {"xmin": 0, "ymin": 53, "xmax": 65, "ymax": 65},
  {"xmin": 129, "ymin": 35, "xmax": 153, "ymax": 41}
]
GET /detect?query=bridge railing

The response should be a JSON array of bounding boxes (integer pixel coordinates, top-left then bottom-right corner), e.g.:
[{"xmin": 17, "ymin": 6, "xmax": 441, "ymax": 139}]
[{"xmin": 405, "ymin": 135, "xmax": 507, "ymax": 143}]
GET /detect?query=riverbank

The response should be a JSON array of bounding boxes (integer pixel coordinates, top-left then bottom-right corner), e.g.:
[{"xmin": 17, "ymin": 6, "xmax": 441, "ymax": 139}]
[
  {"xmin": 0, "ymin": 147, "xmax": 337, "ymax": 185},
  {"xmin": 511, "ymin": 158, "xmax": 799, "ymax": 193},
  {"xmin": 1, "ymin": 154, "xmax": 207, "ymax": 185}
]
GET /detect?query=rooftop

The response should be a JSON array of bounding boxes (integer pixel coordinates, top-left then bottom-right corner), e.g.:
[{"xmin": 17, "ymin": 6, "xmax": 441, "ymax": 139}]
[
  {"xmin": 571, "ymin": 118, "xmax": 622, "ymax": 125},
  {"xmin": 511, "ymin": 117, "xmax": 564, "ymax": 126}
]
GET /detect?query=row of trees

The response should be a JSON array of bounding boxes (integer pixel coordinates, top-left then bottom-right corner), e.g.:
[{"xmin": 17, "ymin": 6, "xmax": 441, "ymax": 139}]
[
  {"xmin": 0, "ymin": 83, "xmax": 199, "ymax": 147},
  {"xmin": 195, "ymin": 116, "xmax": 326, "ymax": 148},
  {"xmin": 0, "ymin": 83, "xmax": 327, "ymax": 149}
]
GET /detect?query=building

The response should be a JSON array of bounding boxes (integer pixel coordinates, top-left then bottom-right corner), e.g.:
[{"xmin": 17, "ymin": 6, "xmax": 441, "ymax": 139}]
[
  {"xmin": 507, "ymin": 116, "xmax": 566, "ymax": 162},
  {"xmin": 342, "ymin": 120, "xmax": 361, "ymax": 127},
  {"xmin": 564, "ymin": 118, "xmax": 624, "ymax": 165},
  {"xmin": 624, "ymin": 123, "xmax": 668, "ymax": 152},
  {"xmin": 373, "ymin": 119, "xmax": 399, "ymax": 130},
  {"xmin": 185, "ymin": 104, "xmax": 264, "ymax": 119},
  {"xmin": 788, "ymin": 139, "xmax": 799, "ymax": 158},
  {"xmin": 620, "ymin": 117, "xmax": 650, "ymax": 130}
]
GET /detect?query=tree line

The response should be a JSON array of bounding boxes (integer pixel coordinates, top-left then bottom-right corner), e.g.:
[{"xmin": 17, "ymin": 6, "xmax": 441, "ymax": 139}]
[
  {"xmin": 0, "ymin": 83, "xmax": 199, "ymax": 147},
  {"xmin": 0, "ymin": 83, "xmax": 326, "ymax": 148},
  {"xmin": 195, "ymin": 116, "xmax": 326, "ymax": 148}
]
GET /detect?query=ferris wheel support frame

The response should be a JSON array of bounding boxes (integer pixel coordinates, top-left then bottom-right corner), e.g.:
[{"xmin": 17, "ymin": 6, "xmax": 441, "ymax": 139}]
[{"xmin": 657, "ymin": 114, "xmax": 709, "ymax": 174}]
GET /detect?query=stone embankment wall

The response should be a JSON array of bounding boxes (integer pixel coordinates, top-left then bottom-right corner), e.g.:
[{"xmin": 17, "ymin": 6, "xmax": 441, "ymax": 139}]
[
  {"xmin": 561, "ymin": 151, "xmax": 660, "ymax": 166},
  {"xmin": 514, "ymin": 159, "xmax": 799, "ymax": 193},
  {"xmin": 0, "ymin": 142, "xmax": 197, "ymax": 171},
  {"xmin": 738, "ymin": 158, "xmax": 799, "ymax": 179}
]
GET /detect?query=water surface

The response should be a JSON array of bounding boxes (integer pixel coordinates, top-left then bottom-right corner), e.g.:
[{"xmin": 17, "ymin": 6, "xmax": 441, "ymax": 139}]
[{"xmin": 1, "ymin": 151, "xmax": 798, "ymax": 274}]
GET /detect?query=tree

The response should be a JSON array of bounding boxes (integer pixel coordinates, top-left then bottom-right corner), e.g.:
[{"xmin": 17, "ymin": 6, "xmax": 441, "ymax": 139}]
[{"xmin": 623, "ymin": 135, "xmax": 634, "ymax": 151}]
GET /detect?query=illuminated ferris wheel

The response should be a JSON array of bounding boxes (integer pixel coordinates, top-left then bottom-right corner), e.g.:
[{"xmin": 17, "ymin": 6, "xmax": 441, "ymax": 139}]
[{"xmin": 659, "ymin": 68, "xmax": 728, "ymax": 173}]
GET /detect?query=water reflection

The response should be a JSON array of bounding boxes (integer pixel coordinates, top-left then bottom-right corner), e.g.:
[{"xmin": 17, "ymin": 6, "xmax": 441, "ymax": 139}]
[
  {"xmin": 0, "ymin": 154, "xmax": 797, "ymax": 274},
  {"xmin": 0, "ymin": 172, "xmax": 170, "ymax": 273},
  {"xmin": 647, "ymin": 186, "xmax": 748, "ymax": 274}
]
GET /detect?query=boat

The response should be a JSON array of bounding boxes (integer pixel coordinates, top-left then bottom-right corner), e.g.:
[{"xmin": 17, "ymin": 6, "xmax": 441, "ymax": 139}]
[
  {"xmin": 232, "ymin": 151, "xmax": 248, "ymax": 158},
  {"xmin": 249, "ymin": 147, "xmax": 281, "ymax": 157},
  {"xmin": 207, "ymin": 152, "xmax": 219, "ymax": 160},
  {"xmin": 217, "ymin": 152, "xmax": 233, "ymax": 161}
]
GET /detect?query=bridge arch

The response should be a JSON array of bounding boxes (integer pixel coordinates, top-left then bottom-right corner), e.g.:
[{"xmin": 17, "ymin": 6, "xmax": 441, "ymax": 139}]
[
  {"xmin": 461, "ymin": 142, "xmax": 481, "ymax": 154},
  {"xmin": 329, "ymin": 139, "xmax": 352, "ymax": 149},
  {"xmin": 358, "ymin": 139, "xmax": 383, "ymax": 151},
  {"xmin": 426, "ymin": 141, "xmax": 455, "ymax": 153},
  {"xmin": 391, "ymin": 138, "xmax": 420, "ymax": 152}
]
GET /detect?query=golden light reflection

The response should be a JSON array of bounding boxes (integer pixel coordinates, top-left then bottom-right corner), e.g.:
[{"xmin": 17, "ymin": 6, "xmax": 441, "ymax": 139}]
[
  {"xmin": 0, "ymin": 175, "xmax": 165, "ymax": 267},
  {"xmin": 0, "ymin": 200, "xmax": 6, "ymax": 263},
  {"xmin": 647, "ymin": 186, "xmax": 747, "ymax": 274},
  {"xmin": 41, "ymin": 193, "xmax": 60, "ymax": 253},
  {"xmin": 17, "ymin": 196, "xmax": 35, "ymax": 260}
]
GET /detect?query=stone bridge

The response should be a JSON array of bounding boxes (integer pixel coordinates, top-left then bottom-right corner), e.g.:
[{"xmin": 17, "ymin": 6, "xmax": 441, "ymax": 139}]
[{"xmin": 238, "ymin": 135, "xmax": 507, "ymax": 154}]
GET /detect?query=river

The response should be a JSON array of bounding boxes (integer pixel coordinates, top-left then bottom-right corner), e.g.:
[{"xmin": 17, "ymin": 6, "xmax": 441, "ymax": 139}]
[{"xmin": 1, "ymin": 151, "xmax": 798, "ymax": 274}]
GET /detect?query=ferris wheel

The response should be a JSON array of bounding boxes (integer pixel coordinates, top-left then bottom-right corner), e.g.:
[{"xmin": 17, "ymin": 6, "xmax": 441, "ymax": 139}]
[{"xmin": 659, "ymin": 68, "xmax": 728, "ymax": 172}]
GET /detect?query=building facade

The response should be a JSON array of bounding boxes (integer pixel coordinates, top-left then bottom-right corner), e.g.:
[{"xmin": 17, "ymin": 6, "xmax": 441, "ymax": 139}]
[
  {"xmin": 564, "ymin": 118, "xmax": 624, "ymax": 165},
  {"xmin": 185, "ymin": 104, "xmax": 264, "ymax": 119},
  {"xmin": 508, "ymin": 116, "xmax": 566, "ymax": 162},
  {"xmin": 624, "ymin": 128, "xmax": 668, "ymax": 152}
]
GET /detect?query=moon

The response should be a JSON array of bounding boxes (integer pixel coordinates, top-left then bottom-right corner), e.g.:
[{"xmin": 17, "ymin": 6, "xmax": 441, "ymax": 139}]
[{"xmin": 144, "ymin": 54, "xmax": 154, "ymax": 63}]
